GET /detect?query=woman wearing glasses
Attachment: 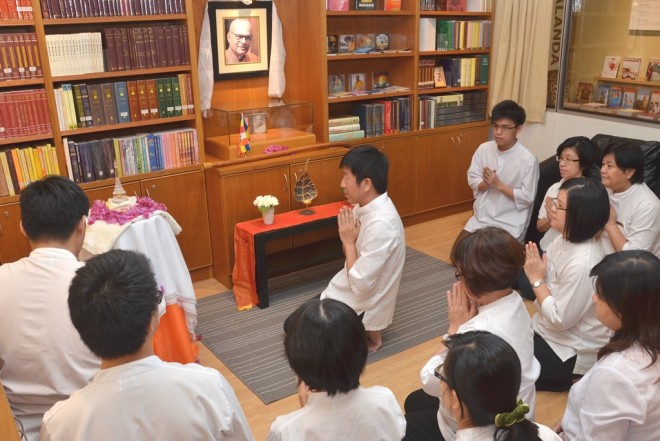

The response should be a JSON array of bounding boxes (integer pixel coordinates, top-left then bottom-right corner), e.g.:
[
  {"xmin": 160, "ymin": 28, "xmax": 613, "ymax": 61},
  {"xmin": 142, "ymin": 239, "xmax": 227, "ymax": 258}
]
[
  {"xmin": 561, "ymin": 251, "xmax": 660, "ymax": 440},
  {"xmin": 600, "ymin": 141, "xmax": 660, "ymax": 257},
  {"xmin": 524, "ymin": 177, "xmax": 612, "ymax": 391},
  {"xmin": 404, "ymin": 227, "xmax": 539, "ymax": 441},
  {"xmin": 437, "ymin": 331, "xmax": 560, "ymax": 441}
]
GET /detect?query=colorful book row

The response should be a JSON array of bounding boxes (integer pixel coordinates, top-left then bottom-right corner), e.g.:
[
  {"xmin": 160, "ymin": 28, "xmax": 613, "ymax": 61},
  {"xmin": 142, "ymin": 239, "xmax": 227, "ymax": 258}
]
[
  {"xmin": 0, "ymin": 89, "xmax": 51, "ymax": 138},
  {"xmin": 352, "ymin": 97, "xmax": 412, "ymax": 138},
  {"xmin": 419, "ymin": 55, "xmax": 488, "ymax": 89},
  {"xmin": 420, "ymin": 18, "xmax": 491, "ymax": 52},
  {"xmin": 326, "ymin": 0, "xmax": 400, "ymax": 11},
  {"xmin": 39, "ymin": 0, "xmax": 185, "ymax": 19},
  {"xmin": 55, "ymin": 75, "xmax": 194, "ymax": 131},
  {"xmin": 0, "ymin": 143, "xmax": 59, "ymax": 196},
  {"xmin": 420, "ymin": 0, "xmax": 492, "ymax": 12},
  {"xmin": 45, "ymin": 33, "xmax": 104, "ymax": 77},
  {"xmin": 419, "ymin": 90, "xmax": 487, "ymax": 130},
  {"xmin": 64, "ymin": 128, "xmax": 198, "ymax": 184},
  {"xmin": 0, "ymin": 33, "xmax": 43, "ymax": 81},
  {"xmin": 104, "ymin": 25, "xmax": 190, "ymax": 72},
  {"xmin": 0, "ymin": 0, "xmax": 32, "ymax": 20}
]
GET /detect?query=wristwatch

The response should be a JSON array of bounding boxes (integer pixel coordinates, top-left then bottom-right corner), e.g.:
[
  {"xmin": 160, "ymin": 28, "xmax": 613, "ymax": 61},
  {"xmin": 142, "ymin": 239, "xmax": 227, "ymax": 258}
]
[{"xmin": 532, "ymin": 280, "xmax": 545, "ymax": 288}]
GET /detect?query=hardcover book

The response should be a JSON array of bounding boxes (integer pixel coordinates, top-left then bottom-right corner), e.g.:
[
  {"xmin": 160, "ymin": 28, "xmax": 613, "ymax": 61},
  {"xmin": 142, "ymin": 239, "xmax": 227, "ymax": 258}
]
[
  {"xmin": 601, "ymin": 56, "xmax": 620, "ymax": 78},
  {"xmin": 113, "ymin": 81, "xmax": 131, "ymax": 123},
  {"xmin": 646, "ymin": 59, "xmax": 660, "ymax": 81},
  {"xmin": 621, "ymin": 57, "xmax": 642, "ymax": 80},
  {"xmin": 328, "ymin": 74, "xmax": 346, "ymax": 95},
  {"xmin": 87, "ymin": 83, "xmax": 105, "ymax": 126},
  {"xmin": 127, "ymin": 80, "xmax": 141, "ymax": 121},
  {"xmin": 137, "ymin": 79, "xmax": 150, "ymax": 120},
  {"xmin": 373, "ymin": 71, "xmax": 390, "ymax": 89},
  {"xmin": 100, "ymin": 82, "xmax": 119, "ymax": 125},
  {"xmin": 576, "ymin": 82, "xmax": 592, "ymax": 103},
  {"xmin": 338, "ymin": 35, "xmax": 355, "ymax": 54}
]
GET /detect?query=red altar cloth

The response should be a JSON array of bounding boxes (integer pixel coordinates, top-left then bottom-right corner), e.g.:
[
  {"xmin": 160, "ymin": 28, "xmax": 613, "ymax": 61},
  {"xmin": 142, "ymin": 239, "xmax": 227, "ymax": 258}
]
[{"xmin": 232, "ymin": 201, "xmax": 347, "ymax": 310}]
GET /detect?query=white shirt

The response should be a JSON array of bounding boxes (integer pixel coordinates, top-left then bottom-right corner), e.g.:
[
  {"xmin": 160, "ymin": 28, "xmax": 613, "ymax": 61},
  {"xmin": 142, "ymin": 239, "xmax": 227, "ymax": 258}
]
[
  {"xmin": 321, "ymin": 192, "xmax": 405, "ymax": 331},
  {"xmin": 266, "ymin": 386, "xmax": 405, "ymax": 441},
  {"xmin": 532, "ymin": 237, "xmax": 612, "ymax": 374},
  {"xmin": 456, "ymin": 424, "xmax": 562, "ymax": 441},
  {"xmin": 40, "ymin": 356, "xmax": 254, "ymax": 441},
  {"xmin": 601, "ymin": 183, "xmax": 660, "ymax": 257},
  {"xmin": 0, "ymin": 248, "xmax": 100, "ymax": 441},
  {"xmin": 563, "ymin": 346, "xmax": 660, "ymax": 441},
  {"xmin": 538, "ymin": 179, "xmax": 563, "ymax": 251},
  {"xmin": 420, "ymin": 292, "xmax": 540, "ymax": 441},
  {"xmin": 465, "ymin": 140, "xmax": 539, "ymax": 240}
]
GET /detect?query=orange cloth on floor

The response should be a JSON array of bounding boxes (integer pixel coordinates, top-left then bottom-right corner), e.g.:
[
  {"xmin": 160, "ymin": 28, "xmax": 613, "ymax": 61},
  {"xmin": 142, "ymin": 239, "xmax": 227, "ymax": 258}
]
[
  {"xmin": 232, "ymin": 201, "xmax": 347, "ymax": 310},
  {"xmin": 153, "ymin": 304, "xmax": 199, "ymax": 363}
]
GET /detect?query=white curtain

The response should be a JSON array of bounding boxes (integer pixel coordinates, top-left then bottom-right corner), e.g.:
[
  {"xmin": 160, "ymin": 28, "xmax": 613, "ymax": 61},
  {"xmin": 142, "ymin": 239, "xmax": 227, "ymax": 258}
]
[
  {"xmin": 197, "ymin": 0, "xmax": 286, "ymax": 112},
  {"xmin": 490, "ymin": 0, "xmax": 553, "ymax": 123}
]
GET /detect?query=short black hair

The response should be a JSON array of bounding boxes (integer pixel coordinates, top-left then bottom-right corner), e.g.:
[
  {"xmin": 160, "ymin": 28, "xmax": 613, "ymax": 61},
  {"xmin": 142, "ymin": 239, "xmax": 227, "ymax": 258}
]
[
  {"xmin": 19, "ymin": 175, "xmax": 89, "ymax": 242},
  {"xmin": 602, "ymin": 140, "xmax": 645, "ymax": 184},
  {"xmin": 68, "ymin": 250, "xmax": 160, "ymax": 360},
  {"xmin": 556, "ymin": 136, "xmax": 601, "ymax": 173},
  {"xmin": 491, "ymin": 100, "xmax": 526, "ymax": 126},
  {"xmin": 451, "ymin": 227, "xmax": 524, "ymax": 297},
  {"xmin": 339, "ymin": 144, "xmax": 389, "ymax": 194},
  {"xmin": 284, "ymin": 298, "xmax": 368, "ymax": 396},
  {"xmin": 560, "ymin": 177, "xmax": 609, "ymax": 243}
]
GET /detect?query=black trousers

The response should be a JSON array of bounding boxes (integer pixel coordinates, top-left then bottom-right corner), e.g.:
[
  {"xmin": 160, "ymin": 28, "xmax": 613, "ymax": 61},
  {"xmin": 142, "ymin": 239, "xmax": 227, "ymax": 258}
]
[
  {"xmin": 534, "ymin": 332, "xmax": 577, "ymax": 391},
  {"xmin": 403, "ymin": 389, "xmax": 445, "ymax": 441}
]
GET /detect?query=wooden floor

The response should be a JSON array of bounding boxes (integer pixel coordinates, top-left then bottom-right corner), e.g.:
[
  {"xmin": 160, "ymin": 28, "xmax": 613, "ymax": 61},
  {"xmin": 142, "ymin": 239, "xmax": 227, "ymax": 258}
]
[{"xmin": 193, "ymin": 210, "xmax": 568, "ymax": 441}]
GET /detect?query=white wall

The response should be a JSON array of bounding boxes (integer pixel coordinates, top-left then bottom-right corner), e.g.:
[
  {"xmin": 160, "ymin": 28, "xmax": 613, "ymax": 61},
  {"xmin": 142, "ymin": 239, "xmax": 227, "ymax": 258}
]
[{"xmin": 517, "ymin": 111, "xmax": 660, "ymax": 160}]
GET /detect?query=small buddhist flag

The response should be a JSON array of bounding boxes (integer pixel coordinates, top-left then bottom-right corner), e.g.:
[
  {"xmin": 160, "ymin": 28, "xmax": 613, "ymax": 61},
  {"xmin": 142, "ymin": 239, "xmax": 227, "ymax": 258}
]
[{"xmin": 238, "ymin": 113, "xmax": 251, "ymax": 156}]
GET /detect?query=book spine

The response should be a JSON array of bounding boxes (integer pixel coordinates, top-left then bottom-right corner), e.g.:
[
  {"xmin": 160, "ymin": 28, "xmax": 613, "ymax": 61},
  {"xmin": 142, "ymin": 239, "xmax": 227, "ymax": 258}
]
[
  {"xmin": 113, "ymin": 81, "xmax": 131, "ymax": 123},
  {"xmin": 126, "ymin": 80, "xmax": 140, "ymax": 121},
  {"xmin": 146, "ymin": 77, "xmax": 159, "ymax": 119},
  {"xmin": 71, "ymin": 84, "xmax": 87, "ymax": 127},
  {"xmin": 100, "ymin": 82, "xmax": 119, "ymax": 124},
  {"xmin": 87, "ymin": 83, "xmax": 105, "ymax": 126},
  {"xmin": 329, "ymin": 130, "xmax": 366, "ymax": 141},
  {"xmin": 136, "ymin": 79, "xmax": 150, "ymax": 120},
  {"xmin": 79, "ymin": 83, "xmax": 94, "ymax": 127},
  {"xmin": 171, "ymin": 75, "xmax": 182, "ymax": 117}
]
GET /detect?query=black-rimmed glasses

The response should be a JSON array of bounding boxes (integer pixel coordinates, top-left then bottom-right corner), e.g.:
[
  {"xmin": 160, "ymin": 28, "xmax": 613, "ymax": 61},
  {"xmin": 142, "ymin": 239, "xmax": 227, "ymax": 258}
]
[
  {"xmin": 434, "ymin": 363, "xmax": 448, "ymax": 383},
  {"xmin": 156, "ymin": 286, "xmax": 164, "ymax": 305},
  {"xmin": 230, "ymin": 31, "xmax": 253, "ymax": 42},
  {"xmin": 555, "ymin": 155, "xmax": 580, "ymax": 164},
  {"xmin": 551, "ymin": 198, "xmax": 567, "ymax": 211}
]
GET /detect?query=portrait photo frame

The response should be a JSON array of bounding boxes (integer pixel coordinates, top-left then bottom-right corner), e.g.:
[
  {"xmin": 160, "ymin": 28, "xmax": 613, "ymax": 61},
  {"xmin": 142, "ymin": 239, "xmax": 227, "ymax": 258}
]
[{"xmin": 208, "ymin": 1, "xmax": 272, "ymax": 80}]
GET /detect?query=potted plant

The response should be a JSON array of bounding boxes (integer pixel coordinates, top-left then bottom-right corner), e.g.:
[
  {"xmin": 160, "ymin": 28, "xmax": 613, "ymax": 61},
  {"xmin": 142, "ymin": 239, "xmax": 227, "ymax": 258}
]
[{"xmin": 253, "ymin": 195, "xmax": 279, "ymax": 225}]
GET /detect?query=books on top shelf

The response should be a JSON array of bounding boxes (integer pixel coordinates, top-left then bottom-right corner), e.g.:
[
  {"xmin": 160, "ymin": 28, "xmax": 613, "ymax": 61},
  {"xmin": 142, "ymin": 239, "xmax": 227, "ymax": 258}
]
[
  {"xmin": 0, "ymin": 0, "xmax": 32, "ymax": 19},
  {"xmin": 421, "ymin": 0, "xmax": 492, "ymax": 11},
  {"xmin": 40, "ymin": 0, "xmax": 185, "ymax": 18},
  {"xmin": 621, "ymin": 57, "xmax": 642, "ymax": 80},
  {"xmin": 601, "ymin": 56, "xmax": 620, "ymax": 79}
]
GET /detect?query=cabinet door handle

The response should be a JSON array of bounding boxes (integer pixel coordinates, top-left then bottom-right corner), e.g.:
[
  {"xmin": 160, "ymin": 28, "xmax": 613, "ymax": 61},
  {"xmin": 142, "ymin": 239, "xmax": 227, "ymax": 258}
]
[
  {"xmin": 450, "ymin": 136, "xmax": 455, "ymax": 152},
  {"xmin": 145, "ymin": 189, "xmax": 151, "ymax": 198},
  {"xmin": 457, "ymin": 133, "xmax": 464, "ymax": 149},
  {"xmin": 283, "ymin": 174, "xmax": 288, "ymax": 193},
  {"xmin": 151, "ymin": 184, "xmax": 157, "ymax": 191}
]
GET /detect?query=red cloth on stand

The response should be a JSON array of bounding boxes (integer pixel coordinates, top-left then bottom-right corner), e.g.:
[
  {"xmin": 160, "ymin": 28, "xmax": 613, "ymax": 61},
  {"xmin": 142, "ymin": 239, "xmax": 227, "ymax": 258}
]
[{"xmin": 232, "ymin": 201, "xmax": 347, "ymax": 310}]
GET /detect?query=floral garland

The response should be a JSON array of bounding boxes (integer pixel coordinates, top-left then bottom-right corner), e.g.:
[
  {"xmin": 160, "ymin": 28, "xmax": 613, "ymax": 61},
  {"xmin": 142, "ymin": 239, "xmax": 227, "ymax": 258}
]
[
  {"xmin": 88, "ymin": 197, "xmax": 168, "ymax": 225},
  {"xmin": 263, "ymin": 145, "xmax": 289, "ymax": 154}
]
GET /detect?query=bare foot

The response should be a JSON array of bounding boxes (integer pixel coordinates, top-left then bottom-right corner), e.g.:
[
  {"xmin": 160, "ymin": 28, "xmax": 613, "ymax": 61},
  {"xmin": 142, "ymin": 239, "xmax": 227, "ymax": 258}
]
[{"xmin": 367, "ymin": 330, "xmax": 382, "ymax": 353}]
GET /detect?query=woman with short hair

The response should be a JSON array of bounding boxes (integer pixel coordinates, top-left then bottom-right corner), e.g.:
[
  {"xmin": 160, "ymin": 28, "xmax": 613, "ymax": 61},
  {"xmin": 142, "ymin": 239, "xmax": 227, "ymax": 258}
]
[
  {"xmin": 561, "ymin": 250, "xmax": 660, "ymax": 440},
  {"xmin": 524, "ymin": 177, "xmax": 612, "ymax": 391},
  {"xmin": 267, "ymin": 298, "xmax": 405, "ymax": 441}
]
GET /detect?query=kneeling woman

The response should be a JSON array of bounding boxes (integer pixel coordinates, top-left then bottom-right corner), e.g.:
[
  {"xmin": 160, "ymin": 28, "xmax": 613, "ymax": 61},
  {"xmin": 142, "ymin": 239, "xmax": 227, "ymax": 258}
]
[
  {"xmin": 524, "ymin": 177, "xmax": 612, "ymax": 391},
  {"xmin": 439, "ymin": 331, "xmax": 561, "ymax": 441}
]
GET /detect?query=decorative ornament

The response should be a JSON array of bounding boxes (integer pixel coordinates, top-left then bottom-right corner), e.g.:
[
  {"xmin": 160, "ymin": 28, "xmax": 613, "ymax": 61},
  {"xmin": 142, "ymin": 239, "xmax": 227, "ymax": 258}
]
[{"xmin": 294, "ymin": 159, "xmax": 318, "ymax": 215}]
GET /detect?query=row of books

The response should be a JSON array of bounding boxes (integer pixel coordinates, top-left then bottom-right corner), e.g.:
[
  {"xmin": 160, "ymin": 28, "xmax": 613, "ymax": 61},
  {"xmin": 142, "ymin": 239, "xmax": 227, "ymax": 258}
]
[
  {"xmin": 326, "ymin": 0, "xmax": 401, "ymax": 11},
  {"xmin": 419, "ymin": 91, "xmax": 487, "ymax": 129},
  {"xmin": 350, "ymin": 97, "xmax": 412, "ymax": 138},
  {"xmin": 572, "ymin": 84, "xmax": 660, "ymax": 116},
  {"xmin": 0, "ymin": 89, "xmax": 51, "ymax": 138},
  {"xmin": 420, "ymin": 0, "xmax": 492, "ymax": 12},
  {"xmin": 0, "ymin": 0, "xmax": 32, "ymax": 20},
  {"xmin": 45, "ymin": 33, "xmax": 103, "ymax": 77},
  {"xmin": 104, "ymin": 25, "xmax": 190, "ymax": 72},
  {"xmin": 64, "ymin": 128, "xmax": 198, "ymax": 184},
  {"xmin": 601, "ymin": 56, "xmax": 660, "ymax": 82},
  {"xmin": 0, "ymin": 143, "xmax": 59, "ymax": 196},
  {"xmin": 418, "ymin": 55, "xmax": 489, "ymax": 89},
  {"xmin": 55, "ymin": 75, "xmax": 194, "ymax": 131},
  {"xmin": 40, "ymin": 0, "xmax": 185, "ymax": 19},
  {"xmin": 420, "ymin": 18, "xmax": 491, "ymax": 52},
  {"xmin": 0, "ymin": 33, "xmax": 42, "ymax": 81},
  {"xmin": 327, "ymin": 33, "xmax": 392, "ymax": 55}
]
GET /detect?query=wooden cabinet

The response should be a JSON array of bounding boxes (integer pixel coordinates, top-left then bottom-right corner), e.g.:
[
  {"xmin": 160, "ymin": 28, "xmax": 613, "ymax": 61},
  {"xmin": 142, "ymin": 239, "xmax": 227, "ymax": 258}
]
[
  {"xmin": 374, "ymin": 137, "xmax": 417, "ymax": 217},
  {"xmin": 0, "ymin": 203, "xmax": 31, "ymax": 264},
  {"xmin": 205, "ymin": 147, "xmax": 348, "ymax": 284}
]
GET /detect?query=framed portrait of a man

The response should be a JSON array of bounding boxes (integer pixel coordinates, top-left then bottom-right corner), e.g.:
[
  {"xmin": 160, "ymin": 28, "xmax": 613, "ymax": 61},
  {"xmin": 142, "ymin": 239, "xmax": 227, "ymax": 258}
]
[{"xmin": 208, "ymin": 1, "xmax": 272, "ymax": 80}]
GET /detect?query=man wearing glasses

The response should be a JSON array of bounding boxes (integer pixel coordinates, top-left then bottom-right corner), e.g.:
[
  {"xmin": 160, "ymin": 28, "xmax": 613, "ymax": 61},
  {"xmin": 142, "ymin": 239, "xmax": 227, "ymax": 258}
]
[
  {"xmin": 225, "ymin": 18, "xmax": 259, "ymax": 64},
  {"xmin": 451, "ymin": 99, "xmax": 539, "ymax": 259}
]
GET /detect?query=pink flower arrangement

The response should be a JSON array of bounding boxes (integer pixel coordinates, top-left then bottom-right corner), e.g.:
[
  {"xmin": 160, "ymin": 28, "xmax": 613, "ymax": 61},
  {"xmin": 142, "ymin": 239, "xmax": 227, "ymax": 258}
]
[
  {"xmin": 263, "ymin": 145, "xmax": 289, "ymax": 154},
  {"xmin": 88, "ymin": 197, "xmax": 168, "ymax": 225}
]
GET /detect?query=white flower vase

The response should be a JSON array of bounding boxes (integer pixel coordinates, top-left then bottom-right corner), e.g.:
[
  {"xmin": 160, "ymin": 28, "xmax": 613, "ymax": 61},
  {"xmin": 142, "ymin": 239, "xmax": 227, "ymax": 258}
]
[{"xmin": 262, "ymin": 207, "xmax": 275, "ymax": 225}]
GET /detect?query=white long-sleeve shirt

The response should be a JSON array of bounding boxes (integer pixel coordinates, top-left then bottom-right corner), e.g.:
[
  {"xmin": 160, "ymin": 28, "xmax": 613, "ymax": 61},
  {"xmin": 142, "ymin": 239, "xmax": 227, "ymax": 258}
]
[
  {"xmin": 321, "ymin": 192, "xmax": 405, "ymax": 331},
  {"xmin": 420, "ymin": 292, "xmax": 540, "ymax": 441},
  {"xmin": 465, "ymin": 140, "xmax": 539, "ymax": 240},
  {"xmin": 532, "ymin": 237, "xmax": 612, "ymax": 375},
  {"xmin": 563, "ymin": 345, "xmax": 660, "ymax": 440},
  {"xmin": 538, "ymin": 179, "xmax": 563, "ymax": 251},
  {"xmin": 601, "ymin": 183, "xmax": 660, "ymax": 257}
]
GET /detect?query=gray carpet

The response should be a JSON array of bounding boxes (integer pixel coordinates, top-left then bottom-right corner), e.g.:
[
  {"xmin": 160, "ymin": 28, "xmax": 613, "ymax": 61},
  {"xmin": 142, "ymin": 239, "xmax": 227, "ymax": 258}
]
[{"xmin": 196, "ymin": 247, "xmax": 454, "ymax": 404}]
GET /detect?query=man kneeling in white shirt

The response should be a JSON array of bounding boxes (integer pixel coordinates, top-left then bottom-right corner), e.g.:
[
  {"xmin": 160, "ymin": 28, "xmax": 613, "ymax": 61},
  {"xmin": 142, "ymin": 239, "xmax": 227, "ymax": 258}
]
[{"xmin": 40, "ymin": 250, "xmax": 254, "ymax": 441}]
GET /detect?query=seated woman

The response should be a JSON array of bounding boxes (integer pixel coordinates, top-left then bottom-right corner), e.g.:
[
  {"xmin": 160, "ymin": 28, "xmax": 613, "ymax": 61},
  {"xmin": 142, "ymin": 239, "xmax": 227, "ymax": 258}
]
[
  {"xmin": 561, "ymin": 250, "xmax": 660, "ymax": 440},
  {"xmin": 524, "ymin": 177, "xmax": 612, "ymax": 391},
  {"xmin": 267, "ymin": 298, "xmax": 405, "ymax": 441},
  {"xmin": 404, "ymin": 227, "xmax": 540, "ymax": 441},
  {"xmin": 439, "ymin": 331, "xmax": 561, "ymax": 441},
  {"xmin": 600, "ymin": 141, "xmax": 660, "ymax": 257}
]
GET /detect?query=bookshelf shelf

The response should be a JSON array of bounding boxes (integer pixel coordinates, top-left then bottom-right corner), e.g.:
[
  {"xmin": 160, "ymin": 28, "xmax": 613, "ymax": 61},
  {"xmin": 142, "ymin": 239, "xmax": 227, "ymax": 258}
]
[
  {"xmin": 418, "ymin": 85, "xmax": 489, "ymax": 93},
  {"xmin": 0, "ymin": 133, "xmax": 52, "ymax": 146},
  {"xmin": 327, "ymin": 52, "xmax": 414, "ymax": 61},
  {"xmin": 595, "ymin": 76, "xmax": 660, "ymax": 88},
  {"xmin": 327, "ymin": 91, "xmax": 412, "ymax": 103},
  {"xmin": 420, "ymin": 11, "xmax": 492, "ymax": 18},
  {"xmin": 52, "ymin": 66, "xmax": 192, "ymax": 83},
  {"xmin": 0, "ymin": 78, "xmax": 44, "ymax": 88},
  {"xmin": 42, "ymin": 14, "xmax": 186, "ymax": 26},
  {"xmin": 327, "ymin": 11, "xmax": 415, "ymax": 17},
  {"xmin": 0, "ymin": 19, "xmax": 35, "ymax": 26},
  {"xmin": 420, "ymin": 49, "xmax": 490, "ymax": 56},
  {"xmin": 60, "ymin": 115, "xmax": 196, "ymax": 136}
]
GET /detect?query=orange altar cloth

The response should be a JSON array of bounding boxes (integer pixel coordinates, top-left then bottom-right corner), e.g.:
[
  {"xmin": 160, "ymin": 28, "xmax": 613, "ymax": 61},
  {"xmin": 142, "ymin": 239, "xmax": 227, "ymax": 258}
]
[{"xmin": 232, "ymin": 201, "xmax": 347, "ymax": 310}]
